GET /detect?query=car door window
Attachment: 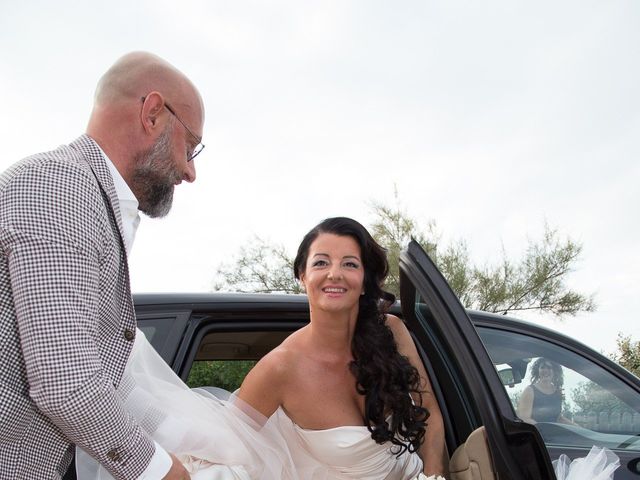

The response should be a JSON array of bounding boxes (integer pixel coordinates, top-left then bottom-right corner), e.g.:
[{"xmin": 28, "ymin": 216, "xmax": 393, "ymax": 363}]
[
  {"xmin": 185, "ymin": 328, "xmax": 294, "ymax": 392},
  {"xmin": 478, "ymin": 326, "xmax": 640, "ymax": 454},
  {"xmin": 135, "ymin": 312, "xmax": 191, "ymax": 365},
  {"xmin": 400, "ymin": 241, "xmax": 555, "ymax": 479}
]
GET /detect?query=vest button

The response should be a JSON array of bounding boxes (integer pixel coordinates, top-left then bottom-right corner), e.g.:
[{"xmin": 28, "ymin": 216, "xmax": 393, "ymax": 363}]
[
  {"xmin": 107, "ymin": 449, "xmax": 121, "ymax": 462},
  {"xmin": 124, "ymin": 329, "xmax": 135, "ymax": 341}
]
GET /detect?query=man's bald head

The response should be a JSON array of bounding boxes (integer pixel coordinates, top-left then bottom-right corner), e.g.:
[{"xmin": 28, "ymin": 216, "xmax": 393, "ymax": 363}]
[
  {"xmin": 94, "ymin": 51, "xmax": 202, "ymax": 115},
  {"xmin": 87, "ymin": 52, "xmax": 203, "ymax": 215},
  {"xmin": 87, "ymin": 51, "xmax": 204, "ymax": 159}
]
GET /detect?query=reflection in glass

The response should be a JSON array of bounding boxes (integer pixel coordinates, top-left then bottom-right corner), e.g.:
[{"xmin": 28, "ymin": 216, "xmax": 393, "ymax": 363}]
[{"xmin": 478, "ymin": 326, "xmax": 640, "ymax": 452}]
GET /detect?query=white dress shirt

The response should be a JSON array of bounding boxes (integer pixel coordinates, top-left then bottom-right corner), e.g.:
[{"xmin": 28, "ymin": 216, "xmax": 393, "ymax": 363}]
[
  {"xmin": 103, "ymin": 153, "xmax": 140, "ymax": 256},
  {"xmin": 101, "ymin": 150, "xmax": 173, "ymax": 479}
]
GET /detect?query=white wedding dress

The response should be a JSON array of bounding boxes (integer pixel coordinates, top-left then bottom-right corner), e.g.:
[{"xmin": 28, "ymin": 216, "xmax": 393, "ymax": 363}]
[
  {"xmin": 273, "ymin": 408, "xmax": 423, "ymax": 479},
  {"xmin": 76, "ymin": 330, "xmax": 619, "ymax": 480},
  {"xmin": 76, "ymin": 330, "xmax": 427, "ymax": 479}
]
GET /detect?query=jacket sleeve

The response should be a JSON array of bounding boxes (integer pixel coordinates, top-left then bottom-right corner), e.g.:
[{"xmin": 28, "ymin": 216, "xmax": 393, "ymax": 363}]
[{"xmin": 0, "ymin": 160, "xmax": 155, "ymax": 479}]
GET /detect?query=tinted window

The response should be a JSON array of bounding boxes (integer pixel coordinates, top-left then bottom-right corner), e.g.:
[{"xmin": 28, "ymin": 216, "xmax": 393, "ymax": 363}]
[
  {"xmin": 185, "ymin": 329, "xmax": 294, "ymax": 393},
  {"xmin": 478, "ymin": 326, "xmax": 640, "ymax": 453},
  {"xmin": 136, "ymin": 312, "xmax": 190, "ymax": 365}
]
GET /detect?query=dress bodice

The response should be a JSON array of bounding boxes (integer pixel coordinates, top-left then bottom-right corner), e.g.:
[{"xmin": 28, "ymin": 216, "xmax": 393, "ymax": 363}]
[
  {"xmin": 275, "ymin": 408, "xmax": 423, "ymax": 479},
  {"xmin": 77, "ymin": 331, "xmax": 425, "ymax": 480}
]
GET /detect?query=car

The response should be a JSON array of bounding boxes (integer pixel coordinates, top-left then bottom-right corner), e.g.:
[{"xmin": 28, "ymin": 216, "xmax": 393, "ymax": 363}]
[{"xmin": 134, "ymin": 241, "xmax": 640, "ymax": 479}]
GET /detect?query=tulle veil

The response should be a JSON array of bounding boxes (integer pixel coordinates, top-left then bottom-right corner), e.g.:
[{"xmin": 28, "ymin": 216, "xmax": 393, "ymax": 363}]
[
  {"xmin": 553, "ymin": 446, "xmax": 620, "ymax": 480},
  {"xmin": 75, "ymin": 329, "xmax": 305, "ymax": 479},
  {"xmin": 75, "ymin": 329, "xmax": 620, "ymax": 480}
]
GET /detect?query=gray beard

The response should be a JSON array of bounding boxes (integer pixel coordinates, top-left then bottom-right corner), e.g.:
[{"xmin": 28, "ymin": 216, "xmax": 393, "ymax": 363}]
[{"xmin": 131, "ymin": 126, "xmax": 181, "ymax": 218}]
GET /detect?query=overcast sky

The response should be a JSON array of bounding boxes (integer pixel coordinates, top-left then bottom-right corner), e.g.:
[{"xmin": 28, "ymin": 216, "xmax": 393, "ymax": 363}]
[{"xmin": 1, "ymin": 1, "xmax": 638, "ymax": 356}]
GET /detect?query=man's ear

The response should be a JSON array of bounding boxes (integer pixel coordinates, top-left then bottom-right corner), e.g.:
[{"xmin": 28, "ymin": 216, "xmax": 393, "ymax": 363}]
[{"xmin": 140, "ymin": 92, "xmax": 165, "ymax": 134}]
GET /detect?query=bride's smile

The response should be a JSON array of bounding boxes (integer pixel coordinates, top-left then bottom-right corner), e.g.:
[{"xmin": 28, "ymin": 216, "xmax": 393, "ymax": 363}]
[{"xmin": 300, "ymin": 233, "xmax": 364, "ymax": 315}]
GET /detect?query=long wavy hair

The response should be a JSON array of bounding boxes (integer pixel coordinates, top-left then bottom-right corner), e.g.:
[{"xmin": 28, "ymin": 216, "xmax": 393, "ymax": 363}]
[
  {"xmin": 530, "ymin": 357, "xmax": 564, "ymax": 390},
  {"xmin": 293, "ymin": 217, "xmax": 428, "ymax": 454}
]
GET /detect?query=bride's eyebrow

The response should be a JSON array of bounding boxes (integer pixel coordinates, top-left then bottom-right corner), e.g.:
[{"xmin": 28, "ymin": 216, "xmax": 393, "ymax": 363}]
[{"xmin": 311, "ymin": 253, "xmax": 361, "ymax": 261}]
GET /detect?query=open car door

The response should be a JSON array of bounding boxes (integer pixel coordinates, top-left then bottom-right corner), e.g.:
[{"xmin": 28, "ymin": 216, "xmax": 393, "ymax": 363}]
[{"xmin": 400, "ymin": 241, "xmax": 556, "ymax": 479}]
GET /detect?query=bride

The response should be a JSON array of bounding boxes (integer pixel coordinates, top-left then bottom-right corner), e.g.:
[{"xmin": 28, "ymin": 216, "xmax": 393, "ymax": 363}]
[
  {"xmin": 237, "ymin": 216, "xmax": 448, "ymax": 478},
  {"xmin": 78, "ymin": 217, "xmax": 447, "ymax": 479}
]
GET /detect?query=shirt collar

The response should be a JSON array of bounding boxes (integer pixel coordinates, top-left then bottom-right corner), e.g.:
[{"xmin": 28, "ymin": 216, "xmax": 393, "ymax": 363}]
[
  {"xmin": 96, "ymin": 145, "xmax": 140, "ymax": 256},
  {"xmin": 98, "ymin": 146, "xmax": 139, "ymax": 206}
]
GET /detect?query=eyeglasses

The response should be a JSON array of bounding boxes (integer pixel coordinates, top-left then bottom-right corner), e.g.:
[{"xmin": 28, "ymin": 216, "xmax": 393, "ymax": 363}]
[{"xmin": 141, "ymin": 96, "xmax": 205, "ymax": 161}]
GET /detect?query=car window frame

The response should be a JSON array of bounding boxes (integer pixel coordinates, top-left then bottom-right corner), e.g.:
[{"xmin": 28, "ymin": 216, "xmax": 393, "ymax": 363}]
[
  {"xmin": 477, "ymin": 323, "xmax": 640, "ymax": 456},
  {"xmin": 399, "ymin": 240, "xmax": 556, "ymax": 479}
]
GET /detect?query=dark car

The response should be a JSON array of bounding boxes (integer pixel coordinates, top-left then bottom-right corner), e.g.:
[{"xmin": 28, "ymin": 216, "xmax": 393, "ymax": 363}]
[{"xmin": 134, "ymin": 242, "xmax": 640, "ymax": 479}]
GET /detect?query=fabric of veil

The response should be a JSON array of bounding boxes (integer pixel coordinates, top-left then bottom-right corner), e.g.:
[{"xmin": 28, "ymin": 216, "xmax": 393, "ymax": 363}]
[
  {"xmin": 552, "ymin": 446, "xmax": 620, "ymax": 480},
  {"xmin": 74, "ymin": 330, "xmax": 439, "ymax": 479},
  {"xmin": 75, "ymin": 329, "xmax": 306, "ymax": 480}
]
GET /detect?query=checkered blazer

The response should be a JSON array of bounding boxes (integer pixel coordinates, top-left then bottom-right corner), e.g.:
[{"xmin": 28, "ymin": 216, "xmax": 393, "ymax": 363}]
[{"xmin": 0, "ymin": 135, "xmax": 155, "ymax": 479}]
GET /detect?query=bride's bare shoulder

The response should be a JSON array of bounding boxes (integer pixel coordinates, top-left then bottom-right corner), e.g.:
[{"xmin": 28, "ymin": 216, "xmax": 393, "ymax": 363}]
[
  {"xmin": 384, "ymin": 313, "xmax": 417, "ymax": 356},
  {"xmin": 384, "ymin": 313, "xmax": 410, "ymax": 340},
  {"xmin": 264, "ymin": 327, "xmax": 308, "ymax": 369},
  {"xmin": 243, "ymin": 328, "xmax": 307, "ymax": 384},
  {"xmin": 237, "ymin": 328, "xmax": 307, "ymax": 415}
]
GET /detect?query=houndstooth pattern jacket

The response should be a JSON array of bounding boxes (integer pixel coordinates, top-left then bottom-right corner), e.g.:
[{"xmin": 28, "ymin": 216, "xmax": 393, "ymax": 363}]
[{"xmin": 0, "ymin": 135, "xmax": 155, "ymax": 479}]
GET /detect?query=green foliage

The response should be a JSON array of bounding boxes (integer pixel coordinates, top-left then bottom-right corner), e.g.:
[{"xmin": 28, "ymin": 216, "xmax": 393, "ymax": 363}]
[
  {"xmin": 187, "ymin": 360, "xmax": 256, "ymax": 391},
  {"xmin": 213, "ymin": 236, "xmax": 302, "ymax": 294},
  {"xmin": 472, "ymin": 227, "xmax": 595, "ymax": 316},
  {"xmin": 610, "ymin": 334, "xmax": 640, "ymax": 378},
  {"xmin": 213, "ymin": 192, "xmax": 595, "ymax": 318},
  {"xmin": 370, "ymin": 195, "xmax": 595, "ymax": 317},
  {"xmin": 368, "ymin": 199, "xmax": 439, "ymax": 300},
  {"xmin": 570, "ymin": 380, "xmax": 634, "ymax": 416}
]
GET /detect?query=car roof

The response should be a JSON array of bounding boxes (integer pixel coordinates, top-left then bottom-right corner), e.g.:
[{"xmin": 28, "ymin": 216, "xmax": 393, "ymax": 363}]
[
  {"xmin": 133, "ymin": 291, "xmax": 640, "ymax": 390},
  {"xmin": 133, "ymin": 292, "xmax": 571, "ymax": 342}
]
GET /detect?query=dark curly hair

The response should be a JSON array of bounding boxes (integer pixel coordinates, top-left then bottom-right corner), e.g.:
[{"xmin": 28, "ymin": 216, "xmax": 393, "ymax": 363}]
[
  {"xmin": 293, "ymin": 217, "xmax": 428, "ymax": 455},
  {"xmin": 530, "ymin": 357, "xmax": 564, "ymax": 390}
]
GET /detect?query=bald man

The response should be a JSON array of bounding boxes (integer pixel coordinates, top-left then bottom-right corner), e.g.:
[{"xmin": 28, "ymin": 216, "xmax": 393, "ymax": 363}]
[{"xmin": 0, "ymin": 52, "xmax": 203, "ymax": 479}]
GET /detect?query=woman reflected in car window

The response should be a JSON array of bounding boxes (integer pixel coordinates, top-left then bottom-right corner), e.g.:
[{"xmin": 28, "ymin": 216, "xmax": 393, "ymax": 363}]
[{"xmin": 517, "ymin": 357, "xmax": 575, "ymax": 425}]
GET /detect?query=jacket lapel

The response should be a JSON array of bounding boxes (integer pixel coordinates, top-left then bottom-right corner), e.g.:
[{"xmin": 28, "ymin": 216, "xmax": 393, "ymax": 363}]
[{"xmin": 70, "ymin": 134, "xmax": 128, "ymax": 249}]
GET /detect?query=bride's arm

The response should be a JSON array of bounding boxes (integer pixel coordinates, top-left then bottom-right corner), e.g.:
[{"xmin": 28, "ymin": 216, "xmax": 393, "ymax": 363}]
[
  {"xmin": 386, "ymin": 315, "xmax": 449, "ymax": 478},
  {"xmin": 237, "ymin": 347, "xmax": 289, "ymax": 418}
]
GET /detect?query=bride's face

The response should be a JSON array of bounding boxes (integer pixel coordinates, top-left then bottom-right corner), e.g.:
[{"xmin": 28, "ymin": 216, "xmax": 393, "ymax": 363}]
[{"xmin": 300, "ymin": 233, "xmax": 365, "ymax": 315}]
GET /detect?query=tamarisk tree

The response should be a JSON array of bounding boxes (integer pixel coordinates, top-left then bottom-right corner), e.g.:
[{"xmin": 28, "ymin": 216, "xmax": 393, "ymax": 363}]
[{"xmin": 214, "ymin": 200, "xmax": 594, "ymax": 318}]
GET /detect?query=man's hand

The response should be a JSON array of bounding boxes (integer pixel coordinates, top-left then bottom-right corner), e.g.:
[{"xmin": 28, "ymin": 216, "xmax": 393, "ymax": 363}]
[{"xmin": 161, "ymin": 453, "xmax": 190, "ymax": 479}]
